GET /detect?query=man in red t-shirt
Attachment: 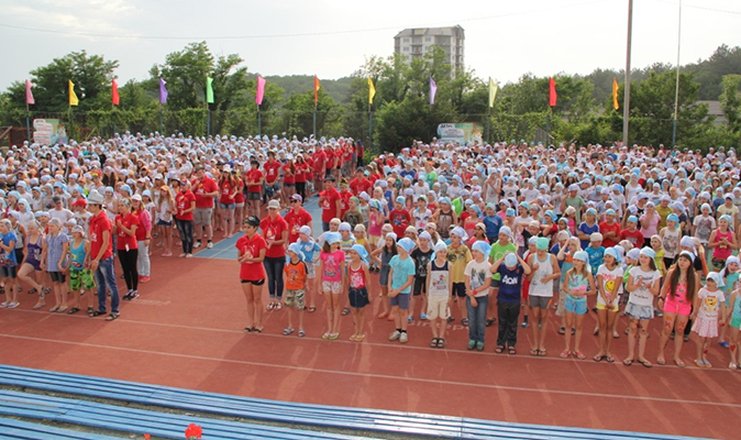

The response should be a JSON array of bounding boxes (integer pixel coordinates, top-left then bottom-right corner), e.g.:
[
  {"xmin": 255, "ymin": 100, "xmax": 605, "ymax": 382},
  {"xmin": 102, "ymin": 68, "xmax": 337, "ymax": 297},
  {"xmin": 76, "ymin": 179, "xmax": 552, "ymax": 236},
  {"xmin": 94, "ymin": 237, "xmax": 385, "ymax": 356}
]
[
  {"xmin": 349, "ymin": 168, "xmax": 371, "ymax": 196},
  {"xmin": 191, "ymin": 166, "xmax": 219, "ymax": 249},
  {"xmin": 284, "ymin": 194, "xmax": 313, "ymax": 243},
  {"xmin": 86, "ymin": 190, "xmax": 121, "ymax": 320},
  {"xmin": 319, "ymin": 176, "xmax": 341, "ymax": 231},
  {"xmin": 312, "ymin": 149, "xmax": 326, "ymax": 193}
]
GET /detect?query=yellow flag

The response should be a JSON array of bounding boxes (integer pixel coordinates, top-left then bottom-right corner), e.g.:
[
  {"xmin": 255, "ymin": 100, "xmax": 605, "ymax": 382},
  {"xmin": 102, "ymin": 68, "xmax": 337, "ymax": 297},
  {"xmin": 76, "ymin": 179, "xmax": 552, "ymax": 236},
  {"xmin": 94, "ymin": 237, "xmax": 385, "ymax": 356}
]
[
  {"xmin": 368, "ymin": 77, "xmax": 376, "ymax": 105},
  {"xmin": 68, "ymin": 80, "xmax": 79, "ymax": 106},
  {"xmin": 612, "ymin": 78, "xmax": 619, "ymax": 110},
  {"xmin": 488, "ymin": 77, "xmax": 498, "ymax": 108}
]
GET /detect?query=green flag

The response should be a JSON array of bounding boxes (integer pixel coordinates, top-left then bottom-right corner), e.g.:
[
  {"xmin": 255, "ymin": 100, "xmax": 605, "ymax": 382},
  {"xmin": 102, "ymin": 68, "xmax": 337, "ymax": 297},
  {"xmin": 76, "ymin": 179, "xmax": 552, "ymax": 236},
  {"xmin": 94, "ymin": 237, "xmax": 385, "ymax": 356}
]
[{"xmin": 206, "ymin": 77, "xmax": 214, "ymax": 104}]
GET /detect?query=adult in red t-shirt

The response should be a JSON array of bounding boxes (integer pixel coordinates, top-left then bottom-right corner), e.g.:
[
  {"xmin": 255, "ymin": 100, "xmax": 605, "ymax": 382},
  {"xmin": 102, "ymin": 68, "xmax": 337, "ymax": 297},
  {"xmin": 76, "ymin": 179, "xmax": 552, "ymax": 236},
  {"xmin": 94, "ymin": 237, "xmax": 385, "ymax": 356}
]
[
  {"xmin": 294, "ymin": 156, "xmax": 309, "ymax": 200},
  {"xmin": 282, "ymin": 160, "xmax": 296, "ymax": 202},
  {"xmin": 174, "ymin": 180, "xmax": 196, "ymax": 256},
  {"xmin": 218, "ymin": 171, "xmax": 240, "ymax": 237},
  {"xmin": 261, "ymin": 200, "xmax": 289, "ymax": 308},
  {"xmin": 319, "ymin": 177, "xmax": 341, "ymax": 231},
  {"xmin": 263, "ymin": 152, "xmax": 281, "ymax": 198},
  {"xmin": 114, "ymin": 200, "xmax": 140, "ymax": 298},
  {"xmin": 86, "ymin": 190, "xmax": 120, "ymax": 318},
  {"xmin": 349, "ymin": 169, "xmax": 371, "ymax": 196},
  {"xmin": 191, "ymin": 166, "xmax": 219, "ymax": 248},
  {"xmin": 245, "ymin": 160, "xmax": 264, "ymax": 218},
  {"xmin": 284, "ymin": 194, "xmax": 313, "ymax": 243},
  {"xmin": 236, "ymin": 216, "xmax": 267, "ymax": 332}
]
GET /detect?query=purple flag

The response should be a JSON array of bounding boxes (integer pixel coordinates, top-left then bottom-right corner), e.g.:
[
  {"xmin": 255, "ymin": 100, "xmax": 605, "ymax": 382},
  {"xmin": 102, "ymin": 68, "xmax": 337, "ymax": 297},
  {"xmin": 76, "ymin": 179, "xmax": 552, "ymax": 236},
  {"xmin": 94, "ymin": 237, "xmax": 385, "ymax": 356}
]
[
  {"xmin": 159, "ymin": 78, "xmax": 168, "ymax": 104},
  {"xmin": 255, "ymin": 75, "xmax": 266, "ymax": 106},
  {"xmin": 429, "ymin": 76, "xmax": 437, "ymax": 105}
]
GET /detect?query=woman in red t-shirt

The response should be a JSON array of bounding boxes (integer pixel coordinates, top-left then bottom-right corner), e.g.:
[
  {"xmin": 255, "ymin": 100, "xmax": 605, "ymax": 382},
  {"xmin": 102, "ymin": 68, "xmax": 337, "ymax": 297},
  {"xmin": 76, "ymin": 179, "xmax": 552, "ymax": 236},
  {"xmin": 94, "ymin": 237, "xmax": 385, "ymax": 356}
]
[
  {"xmin": 282, "ymin": 159, "xmax": 296, "ymax": 204},
  {"xmin": 236, "ymin": 216, "xmax": 267, "ymax": 332},
  {"xmin": 114, "ymin": 199, "xmax": 140, "ymax": 300},
  {"xmin": 294, "ymin": 155, "xmax": 309, "ymax": 201},
  {"xmin": 174, "ymin": 179, "xmax": 196, "ymax": 257},
  {"xmin": 219, "ymin": 170, "xmax": 239, "ymax": 237}
]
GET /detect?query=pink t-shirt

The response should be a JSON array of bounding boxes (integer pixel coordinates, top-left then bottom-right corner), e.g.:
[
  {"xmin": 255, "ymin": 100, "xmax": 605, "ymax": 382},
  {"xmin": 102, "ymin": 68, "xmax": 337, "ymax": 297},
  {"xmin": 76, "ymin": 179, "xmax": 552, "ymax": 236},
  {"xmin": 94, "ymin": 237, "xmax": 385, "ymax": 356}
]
[{"xmin": 320, "ymin": 250, "xmax": 344, "ymax": 282}]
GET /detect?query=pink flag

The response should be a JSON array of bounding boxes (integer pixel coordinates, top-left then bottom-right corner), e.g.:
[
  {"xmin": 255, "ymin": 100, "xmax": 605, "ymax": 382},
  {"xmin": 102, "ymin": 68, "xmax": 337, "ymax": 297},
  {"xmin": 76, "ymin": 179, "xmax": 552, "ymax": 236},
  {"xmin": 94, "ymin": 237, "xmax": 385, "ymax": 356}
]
[
  {"xmin": 255, "ymin": 75, "xmax": 266, "ymax": 106},
  {"xmin": 25, "ymin": 80, "xmax": 35, "ymax": 105}
]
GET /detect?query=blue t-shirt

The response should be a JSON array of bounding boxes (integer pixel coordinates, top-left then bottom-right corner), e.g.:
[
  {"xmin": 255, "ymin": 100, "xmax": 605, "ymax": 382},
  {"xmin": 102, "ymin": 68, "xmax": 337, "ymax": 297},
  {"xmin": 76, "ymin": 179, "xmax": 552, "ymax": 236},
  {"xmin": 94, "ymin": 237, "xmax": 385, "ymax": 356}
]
[
  {"xmin": 389, "ymin": 255, "xmax": 415, "ymax": 294},
  {"xmin": 578, "ymin": 222, "xmax": 600, "ymax": 250},
  {"xmin": 0, "ymin": 231, "xmax": 18, "ymax": 266},
  {"xmin": 585, "ymin": 245, "xmax": 605, "ymax": 275},
  {"xmin": 299, "ymin": 239, "xmax": 321, "ymax": 265},
  {"xmin": 483, "ymin": 215, "xmax": 503, "ymax": 240},
  {"xmin": 497, "ymin": 265, "xmax": 523, "ymax": 303}
]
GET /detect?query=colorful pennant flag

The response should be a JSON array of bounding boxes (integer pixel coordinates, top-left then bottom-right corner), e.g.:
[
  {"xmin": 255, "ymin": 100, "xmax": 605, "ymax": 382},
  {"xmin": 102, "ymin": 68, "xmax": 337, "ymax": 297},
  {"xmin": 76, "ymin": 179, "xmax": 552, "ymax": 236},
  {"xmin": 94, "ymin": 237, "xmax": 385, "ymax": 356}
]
[
  {"xmin": 612, "ymin": 78, "xmax": 619, "ymax": 110},
  {"xmin": 256, "ymin": 75, "xmax": 266, "ymax": 106},
  {"xmin": 548, "ymin": 77, "xmax": 557, "ymax": 107},
  {"xmin": 206, "ymin": 76, "xmax": 214, "ymax": 104},
  {"xmin": 112, "ymin": 79, "xmax": 120, "ymax": 106},
  {"xmin": 429, "ymin": 76, "xmax": 437, "ymax": 105},
  {"xmin": 368, "ymin": 77, "xmax": 376, "ymax": 106},
  {"xmin": 488, "ymin": 77, "xmax": 498, "ymax": 108},
  {"xmin": 313, "ymin": 75, "xmax": 320, "ymax": 106},
  {"xmin": 68, "ymin": 80, "xmax": 79, "ymax": 106},
  {"xmin": 159, "ymin": 78, "xmax": 168, "ymax": 104},
  {"xmin": 25, "ymin": 80, "xmax": 34, "ymax": 105}
]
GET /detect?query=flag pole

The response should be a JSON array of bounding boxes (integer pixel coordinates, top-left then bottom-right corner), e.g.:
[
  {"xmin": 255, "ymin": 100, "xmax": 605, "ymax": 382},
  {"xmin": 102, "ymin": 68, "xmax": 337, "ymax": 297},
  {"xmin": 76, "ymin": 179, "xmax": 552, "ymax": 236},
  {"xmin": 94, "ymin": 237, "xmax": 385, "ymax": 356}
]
[
  {"xmin": 257, "ymin": 104, "xmax": 262, "ymax": 137},
  {"xmin": 671, "ymin": 0, "xmax": 682, "ymax": 147},
  {"xmin": 622, "ymin": 0, "xmax": 634, "ymax": 147},
  {"xmin": 25, "ymin": 102, "xmax": 31, "ymax": 142},
  {"xmin": 313, "ymin": 102, "xmax": 317, "ymax": 138},
  {"xmin": 207, "ymin": 103, "xmax": 211, "ymax": 137},
  {"xmin": 367, "ymin": 102, "xmax": 373, "ymax": 151}
]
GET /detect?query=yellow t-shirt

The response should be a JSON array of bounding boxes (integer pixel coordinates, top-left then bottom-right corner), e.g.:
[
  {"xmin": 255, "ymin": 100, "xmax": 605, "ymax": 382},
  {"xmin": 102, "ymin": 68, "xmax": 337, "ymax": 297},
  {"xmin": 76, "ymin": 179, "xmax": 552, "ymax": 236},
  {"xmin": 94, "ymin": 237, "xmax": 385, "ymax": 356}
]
[{"xmin": 447, "ymin": 244, "xmax": 472, "ymax": 283}]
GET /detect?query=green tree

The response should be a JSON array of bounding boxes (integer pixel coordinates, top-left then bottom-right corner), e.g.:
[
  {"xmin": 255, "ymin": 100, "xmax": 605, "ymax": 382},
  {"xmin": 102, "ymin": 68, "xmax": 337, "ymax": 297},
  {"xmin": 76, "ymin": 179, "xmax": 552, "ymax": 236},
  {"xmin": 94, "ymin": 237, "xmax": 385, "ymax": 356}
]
[{"xmin": 151, "ymin": 41, "xmax": 214, "ymax": 110}]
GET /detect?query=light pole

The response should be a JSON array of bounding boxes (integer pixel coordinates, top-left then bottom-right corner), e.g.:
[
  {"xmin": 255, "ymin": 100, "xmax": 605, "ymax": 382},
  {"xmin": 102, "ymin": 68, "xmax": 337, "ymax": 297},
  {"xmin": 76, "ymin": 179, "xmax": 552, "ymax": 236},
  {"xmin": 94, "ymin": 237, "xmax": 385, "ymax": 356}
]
[
  {"xmin": 672, "ymin": 0, "xmax": 683, "ymax": 146},
  {"xmin": 622, "ymin": 0, "xmax": 633, "ymax": 147}
]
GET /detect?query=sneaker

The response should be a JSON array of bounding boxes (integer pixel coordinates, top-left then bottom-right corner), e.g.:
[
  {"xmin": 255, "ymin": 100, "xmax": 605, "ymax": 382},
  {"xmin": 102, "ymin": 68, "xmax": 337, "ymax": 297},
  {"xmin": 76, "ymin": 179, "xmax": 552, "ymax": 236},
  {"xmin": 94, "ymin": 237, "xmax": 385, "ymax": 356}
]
[
  {"xmin": 207, "ymin": 241, "xmax": 214, "ymax": 249},
  {"xmin": 194, "ymin": 241, "xmax": 202, "ymax": 248},
  {"xmin": 389, "ymin": 330, "xmax": 401, "ymax": 341},
  {"xmin": 399, "ymin": 332, "xmax": 408, "ymax": 343},
  {"xmin": 185, "ymin": 253, "xmax": 193, "ymax": 258},
  {"xmin": 179, "ymin": 253, "xmax": 186, "ymax": 257},
  {"xmin": 467, "ymin": 339, "xmax": 476, "ymax": 350},
  {"xmin": 139, "ymin": 276, "xmax": 151, "ymax": 283},
  {"xmin": 0, "ymin": 301, "xmax": 7, "ymax": 308},
  {"xmin": 129, "ymin": 291, "xmax": 140, "ymax": 300},
  {"xmin": 476, "ymin": 341, "xmax": 485, "ymax": 352},
  {"xmin": 407, "ymin": 315, "xmax": 414, "ymax": 324},
  {"xmin": 6, "ymin": 302, "xmax": 19, "ymax": 309},
  {"xmin": 420, "ymin": 313, "xmax": 428, "ymax": 321},
  {"xmin": 162, "ymin": 252, "xmax": 173, "ymax": 257}
]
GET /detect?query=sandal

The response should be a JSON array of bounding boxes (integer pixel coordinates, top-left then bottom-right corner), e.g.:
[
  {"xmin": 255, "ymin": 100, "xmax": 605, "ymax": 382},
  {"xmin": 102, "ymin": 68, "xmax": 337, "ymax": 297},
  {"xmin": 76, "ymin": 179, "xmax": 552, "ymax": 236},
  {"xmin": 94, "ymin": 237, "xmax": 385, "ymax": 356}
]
[
  {"xmin": 560, "ymin": 349, "xmax": 571, "ymax": 359},
  {"xmin": 377, "ymin": 312, "xmax": 388, "ymax": 319},
  {"xmin": 33, "ymin": 302, "xmax": 45, "ymax": 310},
  {"xmin": 86, "ymin": 307, "xmax": 94, "ymax": 317},
  {"xmin": 485, "ymin": 318, "xmax": 495, "ymax": 327},
  {"xmin": 537, "ymin": 349, "xmax": 547, "ymax": 357},
  {"xmin": 105, "ymin": 313, "xmax": 119, "ymax": 321},
  {"xmin": 656, "ymin": 356, "xmax": 666, "ymax": 366},
  {"xmin": 67, "ymin": 307, "xmax": 80, "ymax": 315},
  {"xmin": 56, "ymin": 306, "xmax": 68, "ymax": 313},
  {"xmin": 355, "ymin": 334, "xmax": 365, "ymax": 341},
  {"xmin": 437, "ymin": 338, "xmax": 445, "ymax": 348},
  {"xmin": 307, "ymin": 306, "xmax": 317, "ymax": 313},
  {"xmin": 593, "ymin": 354, "xmax": 605, "ymax": 362},
  {"xmin": 298, "ymin": 329, "xmax": 305, "ymax": 337},
  {"xmin": 244, "ymin": 327, "xmax": 254, "ymax": 332},
  {"xmin": 557, "ymin": 326, "xmax": 566, "ymax": 335},
  {"xmin": 495, "ymin": 345, "xmax": 505, "ymax": 353},
  {"xmin": 638, "ymin": 359, "xmax": 652, "ymax": 368},
  {"xmin": 530, "ymin": 348, "xmax": 539, "ymax": 356},
  {"xmin": 252, "ymin": 327, "xmax": 263, "ymax": 333},
  {"xmin": 605, "ymin": 355, "xmax": 615, "ymax": 363},
  {"xmin": 623, "ymin": 358, "xmax": 634, "ymax": 366},
  {"xmin": 574, "ymin": 351, "xmax": 586, "ymax": 360},
  {"xmin": 508, "ymin": 346, "xmax": 516, "ymax": 355},
  {"xmin": 282, "ymin": 327, "xmax": 295, "ymax": 336},
  {"xmin": 674, "ymin": 358, "xmax": 686, "ymax": 368},
  {"xmin": 91, "ymin": 310, "xmax": 105, "ymax": 317},
  {"xmin": 341, "ymin": 307, "xmax": 350, "ymax": 316},
  {"xmin": 430, "ymin": 338, "xmax": 439, "ymax": 348}
]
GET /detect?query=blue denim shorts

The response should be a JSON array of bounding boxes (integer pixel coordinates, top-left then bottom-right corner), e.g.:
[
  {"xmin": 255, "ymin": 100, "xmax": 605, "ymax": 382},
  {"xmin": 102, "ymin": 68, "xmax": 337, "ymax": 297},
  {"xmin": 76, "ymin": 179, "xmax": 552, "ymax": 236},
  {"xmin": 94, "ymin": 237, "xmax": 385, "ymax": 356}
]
[
  {"xmin": 389, "ymin": 293, "xmax": 410, "ymax": 310},
  {"xmin": 564, "ymin": 295, "xmax": 587, "ymax": 315}
]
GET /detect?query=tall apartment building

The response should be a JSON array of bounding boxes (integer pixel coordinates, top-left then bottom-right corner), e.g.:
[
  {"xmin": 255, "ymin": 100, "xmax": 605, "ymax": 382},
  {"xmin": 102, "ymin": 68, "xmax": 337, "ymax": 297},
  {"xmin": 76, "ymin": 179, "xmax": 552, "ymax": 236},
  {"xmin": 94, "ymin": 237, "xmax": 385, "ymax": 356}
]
[{"xmin": 394, "ymin": 25, "xmax": 465, "ymax": 73}]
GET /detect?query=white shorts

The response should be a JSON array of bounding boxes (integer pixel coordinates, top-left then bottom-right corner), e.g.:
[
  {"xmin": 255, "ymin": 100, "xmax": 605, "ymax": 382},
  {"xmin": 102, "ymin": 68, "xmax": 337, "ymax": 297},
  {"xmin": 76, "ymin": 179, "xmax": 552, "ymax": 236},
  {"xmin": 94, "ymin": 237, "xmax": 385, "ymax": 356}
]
[
  {"xmin": 322, "ymin": 280, "xmax": 342, "ymax": 294},
  {"xmin": 427, "ymin": 296, "xmax": 449, "ymax": 320}
]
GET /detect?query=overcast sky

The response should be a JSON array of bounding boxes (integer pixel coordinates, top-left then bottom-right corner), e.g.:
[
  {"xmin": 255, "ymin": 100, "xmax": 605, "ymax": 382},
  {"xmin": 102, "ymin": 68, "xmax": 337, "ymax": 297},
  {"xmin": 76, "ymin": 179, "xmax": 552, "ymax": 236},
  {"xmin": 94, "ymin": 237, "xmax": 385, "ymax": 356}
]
[{"xmin": 1, "ymin": 0, "xmax": 739, "ymax": 90}]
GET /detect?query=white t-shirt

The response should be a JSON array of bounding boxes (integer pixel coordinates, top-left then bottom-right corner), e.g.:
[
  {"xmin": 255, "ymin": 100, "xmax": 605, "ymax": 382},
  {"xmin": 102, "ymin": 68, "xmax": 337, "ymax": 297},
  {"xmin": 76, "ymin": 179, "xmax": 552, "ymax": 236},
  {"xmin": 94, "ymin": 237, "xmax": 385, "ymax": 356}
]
[
  {"xmin": 597, "ymin": 264, "xmax": 624, "ymax": 307},
  {"xmin": 696, "ymin": 288, "xmax": 725, "ymax": 320},
  {"xmin": 464, "ymin": 259, "xmax": 492, "ymax": 297},
  {"xmin": 627, "ymin": 266, "xmax": 660, "ymax": 307}
]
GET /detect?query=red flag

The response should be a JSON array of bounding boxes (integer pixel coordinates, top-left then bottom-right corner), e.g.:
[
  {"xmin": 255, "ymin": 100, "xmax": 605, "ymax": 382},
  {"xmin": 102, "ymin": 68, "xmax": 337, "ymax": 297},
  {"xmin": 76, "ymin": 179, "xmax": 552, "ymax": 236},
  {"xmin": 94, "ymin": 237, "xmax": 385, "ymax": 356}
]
[
  {"xmin": 112, "ymin": 79, "xmax": 120, "ymax": 106},
  {"xmin": 313, "ymin": 75, "xmax": 320, "ymax": 106},
  {"xmin": 548, "ymin": 77, "xmax": 557, "ymax": 107}
]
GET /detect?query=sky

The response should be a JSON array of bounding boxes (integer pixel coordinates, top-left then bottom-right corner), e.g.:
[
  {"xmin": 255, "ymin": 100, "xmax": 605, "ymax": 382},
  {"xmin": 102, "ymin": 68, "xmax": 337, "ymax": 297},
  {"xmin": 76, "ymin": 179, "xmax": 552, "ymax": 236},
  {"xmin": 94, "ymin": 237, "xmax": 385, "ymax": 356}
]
[{"xmin": 1, "ymin": 0, "xmax": 740, "ymax": 90}]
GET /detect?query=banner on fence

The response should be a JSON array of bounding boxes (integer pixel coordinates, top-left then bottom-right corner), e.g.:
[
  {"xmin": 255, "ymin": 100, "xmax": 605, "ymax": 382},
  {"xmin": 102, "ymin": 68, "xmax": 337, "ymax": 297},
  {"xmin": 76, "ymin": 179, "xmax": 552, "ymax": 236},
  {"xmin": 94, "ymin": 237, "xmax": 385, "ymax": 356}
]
[
  {"xmin": 436, "ymin": 123, "xmax": 482, "ymax": 145},
  {"xmin": 33, "ymin": 119, "xmax": 68, "ymax": 145}
]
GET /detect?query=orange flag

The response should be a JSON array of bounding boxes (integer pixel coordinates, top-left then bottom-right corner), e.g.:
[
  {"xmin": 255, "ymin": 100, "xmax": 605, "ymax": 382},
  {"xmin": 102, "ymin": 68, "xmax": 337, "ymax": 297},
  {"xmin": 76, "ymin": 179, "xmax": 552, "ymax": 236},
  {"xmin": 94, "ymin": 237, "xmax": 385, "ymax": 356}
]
[
  {"xmin": 313, "ymin": 75, "xmax": 320, "ymax": 106},
  {"xmin": 612, "ymin": 78, "xmax": 619, "ymax": 110}
]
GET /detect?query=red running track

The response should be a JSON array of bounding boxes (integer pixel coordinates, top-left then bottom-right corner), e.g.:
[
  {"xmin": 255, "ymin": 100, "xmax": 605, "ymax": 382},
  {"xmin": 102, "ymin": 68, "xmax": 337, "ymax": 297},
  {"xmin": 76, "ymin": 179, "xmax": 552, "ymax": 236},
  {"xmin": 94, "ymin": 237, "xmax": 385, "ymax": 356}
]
[{"xmin": 0, "ymin": 252, "xmax": 739, "ymax": 439}]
